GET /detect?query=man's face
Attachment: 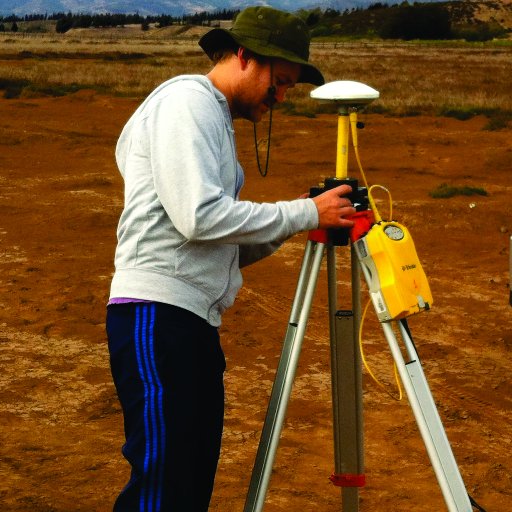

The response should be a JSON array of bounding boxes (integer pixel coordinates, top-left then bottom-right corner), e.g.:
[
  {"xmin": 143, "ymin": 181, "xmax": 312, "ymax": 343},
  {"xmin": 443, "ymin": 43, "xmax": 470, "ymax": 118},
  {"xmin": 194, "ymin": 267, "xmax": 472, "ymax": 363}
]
[{"xmin": 235, "ymin": 57, "xmax": 301, "ymax": 122}]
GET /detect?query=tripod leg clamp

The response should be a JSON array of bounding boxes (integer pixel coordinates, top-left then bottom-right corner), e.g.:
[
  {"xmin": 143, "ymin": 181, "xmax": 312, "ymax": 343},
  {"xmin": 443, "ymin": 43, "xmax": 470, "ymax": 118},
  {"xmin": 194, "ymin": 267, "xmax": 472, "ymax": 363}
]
[
  {"xmin": 329, "ymin": 473, "xmax": 366, "ymax": 487},
  {"xmin": 308, "ymin": 229, "xmax": 329, "ymax": 244}
]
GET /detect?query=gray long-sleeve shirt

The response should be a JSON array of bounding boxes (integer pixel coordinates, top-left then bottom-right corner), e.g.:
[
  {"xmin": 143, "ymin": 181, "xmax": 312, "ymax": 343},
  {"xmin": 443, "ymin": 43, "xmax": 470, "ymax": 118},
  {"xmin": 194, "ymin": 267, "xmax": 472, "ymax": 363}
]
[{"xmin": 110, "ymin": 75, "xmax": 318, "ymax": 326}]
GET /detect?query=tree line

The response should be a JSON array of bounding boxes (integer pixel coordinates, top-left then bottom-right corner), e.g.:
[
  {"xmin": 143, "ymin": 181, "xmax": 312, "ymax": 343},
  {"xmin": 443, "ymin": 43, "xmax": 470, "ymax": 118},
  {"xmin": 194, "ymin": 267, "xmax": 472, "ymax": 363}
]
[
  {"xmin": 302, "ymin": 2, "xmax": 508, "ymax": 42},
  {"xmin": 0, "ymin": 10, "xmax": 240, "ymax": 34}
]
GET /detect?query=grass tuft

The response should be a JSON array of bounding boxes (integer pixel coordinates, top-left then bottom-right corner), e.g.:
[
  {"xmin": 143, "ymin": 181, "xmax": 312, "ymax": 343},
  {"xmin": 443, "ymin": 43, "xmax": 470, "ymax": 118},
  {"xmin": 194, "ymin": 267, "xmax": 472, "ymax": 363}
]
[
  {"xmin": 25, "ymin": 83, "xmax": 90, "ymax": 97},
  {"xmin": 438, "ymin": 108, "xmax": 476, "ymax": 121},
  {"xmin": 429, "ymin": 183, "xmax": 488, "ymax": 198},
  {"xmin": 483, "ymin": 112, "xmax": 512, "ymax": 131},
  {"xmin": 438, "ymin": 107, "xmax": 512, "ymax": 130},
  {"xmin": 0, "ymin": 78, "xmax": 30, "ymax": 98}
]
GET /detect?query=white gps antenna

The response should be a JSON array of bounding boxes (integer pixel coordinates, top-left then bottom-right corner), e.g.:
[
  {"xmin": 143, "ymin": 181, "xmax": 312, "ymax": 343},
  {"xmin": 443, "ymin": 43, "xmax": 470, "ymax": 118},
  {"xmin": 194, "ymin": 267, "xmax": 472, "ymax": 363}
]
[
  {"xmin": 311, "ymin": 80, "xmax": 379, "ymax": 106},
  {"xmin": 311, "ymin": 80, "xmax": 379, "ymax": 180}
]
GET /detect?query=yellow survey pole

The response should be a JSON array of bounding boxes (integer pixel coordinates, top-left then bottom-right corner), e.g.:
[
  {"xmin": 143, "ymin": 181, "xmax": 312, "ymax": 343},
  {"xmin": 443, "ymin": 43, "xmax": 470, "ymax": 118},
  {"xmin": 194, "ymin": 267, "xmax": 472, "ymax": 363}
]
[{"xmin": 336, "ymin": 109, "xmax": 350, "ymax": 179}]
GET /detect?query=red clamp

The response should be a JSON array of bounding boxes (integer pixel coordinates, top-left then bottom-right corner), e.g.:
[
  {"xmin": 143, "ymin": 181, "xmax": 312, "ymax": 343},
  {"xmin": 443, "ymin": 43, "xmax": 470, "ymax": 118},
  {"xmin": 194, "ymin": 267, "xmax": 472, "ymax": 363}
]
[
  {"xmin": 349, "ymin": 210, "xmax": 375, "ymax": 242},
  {"xmin": 308, "ymin": 210, "xmax": 375, "ymax": 245},
  {"xmin": 308, "ymin": 229, "xmax": 329, "ymax": 243},
  {"xmin": 329, "ymin": 473, "xmax": 366, "ymax": 487}
]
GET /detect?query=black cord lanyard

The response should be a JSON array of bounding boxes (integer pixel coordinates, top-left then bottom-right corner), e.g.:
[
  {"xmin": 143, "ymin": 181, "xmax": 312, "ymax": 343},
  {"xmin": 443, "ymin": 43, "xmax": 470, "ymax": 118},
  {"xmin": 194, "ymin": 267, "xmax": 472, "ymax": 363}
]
[
  {"xmin": 253, "ymin": 106, "xmax": 273, "ymax": 177},
  {"xmin": 253, "ymin": 62, "xmax": 275, "ymax": 177}
]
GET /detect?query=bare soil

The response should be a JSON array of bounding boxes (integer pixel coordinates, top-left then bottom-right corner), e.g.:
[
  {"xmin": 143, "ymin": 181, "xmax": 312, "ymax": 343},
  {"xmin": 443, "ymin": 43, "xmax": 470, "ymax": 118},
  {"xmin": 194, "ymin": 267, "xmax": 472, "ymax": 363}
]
[{"xmin": 0, "ymin": 90, "xmax": 511, "ymax": 511}]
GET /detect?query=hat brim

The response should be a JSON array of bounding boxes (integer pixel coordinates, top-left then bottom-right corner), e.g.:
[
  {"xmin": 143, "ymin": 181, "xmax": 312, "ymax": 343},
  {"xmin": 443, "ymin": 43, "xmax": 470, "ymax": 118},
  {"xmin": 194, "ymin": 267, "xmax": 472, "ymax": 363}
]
[{"xmin": 199, "ymin": 28, "xmax": 324, "ymax": 86}]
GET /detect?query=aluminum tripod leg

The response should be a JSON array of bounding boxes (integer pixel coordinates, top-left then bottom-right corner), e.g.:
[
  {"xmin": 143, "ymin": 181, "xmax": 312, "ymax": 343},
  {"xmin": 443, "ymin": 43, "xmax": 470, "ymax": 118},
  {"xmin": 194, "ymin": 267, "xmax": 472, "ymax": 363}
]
[
  {"xmin": 380, "ymin": 321, "xmax": 472, "ymax": 512},
  {"xmin": 243, "ymin": 239, "xmax": 326, "ymax": 512}
]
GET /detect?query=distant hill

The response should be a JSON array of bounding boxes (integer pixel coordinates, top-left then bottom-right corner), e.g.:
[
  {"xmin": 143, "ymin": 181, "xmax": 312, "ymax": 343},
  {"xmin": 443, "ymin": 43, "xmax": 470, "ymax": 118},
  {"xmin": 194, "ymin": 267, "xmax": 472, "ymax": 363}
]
[
  {"xmin": 306, "ymin": 1, "xmax": 512, "ymax": 40},
  {"xmin": 2, "ymin": 1, "xmax": 510, "ymax": 41},
  {"xmin": 450, "ymin": 0, "xmax": 512, "ymax": 30}
]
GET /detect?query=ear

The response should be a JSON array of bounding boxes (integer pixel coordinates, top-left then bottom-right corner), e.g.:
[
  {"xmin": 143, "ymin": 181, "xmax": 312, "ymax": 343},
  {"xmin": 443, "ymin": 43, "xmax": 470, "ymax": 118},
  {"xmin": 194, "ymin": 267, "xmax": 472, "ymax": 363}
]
[{"xmin": 237, "ymin": 47, "xmax": 250, "ymax": 70}]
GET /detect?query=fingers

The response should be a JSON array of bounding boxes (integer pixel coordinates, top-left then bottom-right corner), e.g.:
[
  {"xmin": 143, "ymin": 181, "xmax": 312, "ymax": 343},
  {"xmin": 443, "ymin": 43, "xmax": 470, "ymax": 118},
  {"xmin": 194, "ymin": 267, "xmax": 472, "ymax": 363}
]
[
  {"xmin": 338, "ymin": 207, "xmax": 356, "ymax": 228},
  {"xmin": 338, "ymin": 197, "xmax": 353, "ymax": 209},
  {"xmin": 327, "ymin": 185, "xmax": 356, "ymax": 213},
  {"xmin": 331, "ymin": 184, "xmax": 353, "ymax": 197},
  {"xmin": 311, "ymin": 184, "xmax": 357, "ymax": 229},
  {"xmin": 336, "ymin": 202, "xmax": 356, "ymax": 227}
]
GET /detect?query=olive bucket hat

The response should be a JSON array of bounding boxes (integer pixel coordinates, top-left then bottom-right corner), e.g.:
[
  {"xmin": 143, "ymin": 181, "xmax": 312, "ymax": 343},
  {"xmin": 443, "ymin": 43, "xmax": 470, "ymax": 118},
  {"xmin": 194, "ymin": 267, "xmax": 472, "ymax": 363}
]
[{"xmin": 199, "ymin": 6, "xmax": 324, "ymax": 86}]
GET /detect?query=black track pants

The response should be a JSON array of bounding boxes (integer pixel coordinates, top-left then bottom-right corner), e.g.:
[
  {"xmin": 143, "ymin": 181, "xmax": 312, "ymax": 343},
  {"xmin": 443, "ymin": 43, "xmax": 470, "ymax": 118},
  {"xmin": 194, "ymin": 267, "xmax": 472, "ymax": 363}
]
[{"xmin": 106, "ymin": 303, "xmax": 226, "ymax": 512}]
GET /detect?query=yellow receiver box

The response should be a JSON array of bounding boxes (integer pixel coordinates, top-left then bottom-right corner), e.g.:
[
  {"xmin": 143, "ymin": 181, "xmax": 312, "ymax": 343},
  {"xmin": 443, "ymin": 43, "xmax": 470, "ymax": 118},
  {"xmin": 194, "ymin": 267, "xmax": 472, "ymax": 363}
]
[{"xmin": 354, "ymin": 221, "xmax": 433, "ymax": 322}]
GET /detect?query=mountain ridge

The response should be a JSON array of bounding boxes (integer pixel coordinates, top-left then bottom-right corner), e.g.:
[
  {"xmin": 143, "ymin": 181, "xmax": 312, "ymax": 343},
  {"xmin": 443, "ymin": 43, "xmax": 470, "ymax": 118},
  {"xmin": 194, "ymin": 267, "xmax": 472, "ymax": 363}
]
[
  {"xmin": 0, "ymin": 0, "xmax": 445, "ymax": 17},
  {"xmin": 0, "ymin": 0, "xmax": 372, "ymax": 17}
]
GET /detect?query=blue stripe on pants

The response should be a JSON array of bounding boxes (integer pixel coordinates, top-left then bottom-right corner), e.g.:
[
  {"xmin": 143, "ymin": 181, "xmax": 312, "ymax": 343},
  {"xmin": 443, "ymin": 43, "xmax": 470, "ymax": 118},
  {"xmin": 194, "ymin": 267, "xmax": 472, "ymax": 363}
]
[
  {"xmin": 134, "ymin": 304, "xmax": 166, "ymax": 512},
  {"xmin": 107, "ymin": 302, "xmax": 226, "ymax": 512}
]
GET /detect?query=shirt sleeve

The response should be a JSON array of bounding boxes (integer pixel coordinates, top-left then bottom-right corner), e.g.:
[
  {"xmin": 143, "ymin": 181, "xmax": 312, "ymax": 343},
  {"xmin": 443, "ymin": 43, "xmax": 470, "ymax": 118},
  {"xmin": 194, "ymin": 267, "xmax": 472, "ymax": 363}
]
[{"xmin": 145, "ymin": 84, "xmax": 319, "ymax": 245}]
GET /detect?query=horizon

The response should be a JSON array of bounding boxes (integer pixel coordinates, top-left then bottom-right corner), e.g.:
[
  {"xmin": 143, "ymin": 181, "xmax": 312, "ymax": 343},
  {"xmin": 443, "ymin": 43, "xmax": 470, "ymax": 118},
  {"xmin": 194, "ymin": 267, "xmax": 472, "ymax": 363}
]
[{"xmin": 0, "ymin": 0, "xmax": 449, "ymax": 19}]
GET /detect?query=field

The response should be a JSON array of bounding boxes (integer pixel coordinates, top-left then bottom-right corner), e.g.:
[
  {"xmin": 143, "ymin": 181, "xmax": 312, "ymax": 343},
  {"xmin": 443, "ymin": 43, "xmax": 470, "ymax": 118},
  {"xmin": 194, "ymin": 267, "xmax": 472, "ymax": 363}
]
[{"xmin": 0, "ymin": 33, "xmax": 511, "ymax": 511}]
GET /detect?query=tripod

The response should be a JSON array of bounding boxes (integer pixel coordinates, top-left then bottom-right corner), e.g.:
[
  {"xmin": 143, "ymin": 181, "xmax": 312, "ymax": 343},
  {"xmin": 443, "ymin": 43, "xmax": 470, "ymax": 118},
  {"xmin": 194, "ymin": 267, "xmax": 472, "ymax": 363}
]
[
  {"xmin": 243, "ymin": 87, "xmax": 474, "ymax": 512},
  {"xmin": 243, "ymin": 229, "xmax": 472, "ymax": 512}
]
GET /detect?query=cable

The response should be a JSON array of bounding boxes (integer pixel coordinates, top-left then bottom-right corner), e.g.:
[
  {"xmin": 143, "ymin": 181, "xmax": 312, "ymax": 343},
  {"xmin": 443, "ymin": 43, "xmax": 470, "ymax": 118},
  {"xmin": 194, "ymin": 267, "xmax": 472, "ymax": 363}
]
[
  {"xmin": 350, "ymin": 112, "xmax": 380, "ymax": 221},
  {"xmin": 369, "ymin": 184, "xmax": 392, "ymax": 221},
  {"xmin": 359, "ymin": 299, "xmax": 403, "ymax": 401},
  {"xmin": 349, "ymin": 112, "xmax": 394, "ymax": 225},
  {"xmin": 351, "ymin": 111, "xmax": 404, "ymax": 399},
  {"xmin": 253, "ymin": 62, "xmax": 275, "ymax": 177},
  {"xmin": 469, "ymin": 495, "xmax": 488, "ymax": 511},
  {"xmin": 253, "ymin": 105, "xmax": 273, "ymax": 177}
]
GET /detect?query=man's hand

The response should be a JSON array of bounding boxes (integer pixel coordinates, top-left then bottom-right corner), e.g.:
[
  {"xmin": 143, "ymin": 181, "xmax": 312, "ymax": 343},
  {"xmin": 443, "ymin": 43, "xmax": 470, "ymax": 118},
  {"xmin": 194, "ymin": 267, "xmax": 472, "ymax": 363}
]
[{"xmin": 311, "ymin": 184, "xmax": 356, "ymax": 229}]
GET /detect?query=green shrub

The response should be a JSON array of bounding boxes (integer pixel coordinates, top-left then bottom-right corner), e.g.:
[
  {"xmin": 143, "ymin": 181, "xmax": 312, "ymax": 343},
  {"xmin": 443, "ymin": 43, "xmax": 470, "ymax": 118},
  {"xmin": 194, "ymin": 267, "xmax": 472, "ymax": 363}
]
[
  {"xmin": 439, "ymin": 107, "xmax": 512, "ymax": 130},
  {"xmin": 439, "ymin": 108, "xmax": 476, "ymax": 121},
  {"xmin": 310, "ymin": 24, "xmax": 332, "ymax": 37},
  {"xmin": 430, "ymin": 183, "xmax": 488, "ymax": 198},
  {"xmin": 0, "ymin": 78, "xmax": 30, "ymax": 98},
  {"xmin": 453, "ymin": 22, "xmax": 508, "ymax": 42},
  {"xmin": 483, "ymin": 112, "xmax": 512, "ymax": 131}
]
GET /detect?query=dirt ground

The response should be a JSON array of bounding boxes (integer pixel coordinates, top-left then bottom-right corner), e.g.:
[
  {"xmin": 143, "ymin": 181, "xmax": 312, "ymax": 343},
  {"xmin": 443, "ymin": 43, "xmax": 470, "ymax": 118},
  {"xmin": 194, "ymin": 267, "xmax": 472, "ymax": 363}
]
[{"xmin": 0, "ymin": 90, "xmax": 511, "ymax": 512}]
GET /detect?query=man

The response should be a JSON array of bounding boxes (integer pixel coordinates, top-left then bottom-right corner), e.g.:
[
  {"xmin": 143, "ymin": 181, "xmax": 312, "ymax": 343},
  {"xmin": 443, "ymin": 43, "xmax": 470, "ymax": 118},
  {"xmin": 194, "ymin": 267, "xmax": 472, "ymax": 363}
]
[{"xmin": 106, "ymin": 6, "xmax": 355, "ymax": 511}]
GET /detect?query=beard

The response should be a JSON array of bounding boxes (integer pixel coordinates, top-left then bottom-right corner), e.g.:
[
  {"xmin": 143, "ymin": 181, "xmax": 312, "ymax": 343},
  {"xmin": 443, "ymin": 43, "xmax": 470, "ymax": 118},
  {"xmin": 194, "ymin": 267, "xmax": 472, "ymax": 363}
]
[{"xmin": 232, "ymin": 89, "xmax": 275, "ymax": 123}]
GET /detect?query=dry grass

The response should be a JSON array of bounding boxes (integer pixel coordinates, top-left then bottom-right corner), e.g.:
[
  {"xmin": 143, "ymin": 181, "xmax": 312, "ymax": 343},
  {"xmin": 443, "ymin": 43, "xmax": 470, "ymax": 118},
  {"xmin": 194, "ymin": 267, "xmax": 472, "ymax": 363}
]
[
  {"xmin": 0, "ymin": 34, "xmax": 208, "ymax": 97},
  {"xmin": 295, "ymin": 43, "xmax": 512, "ymax": 116},
  {"xmin": 1, "ymin": 34, "xmax": 511, "ymax": 117}
]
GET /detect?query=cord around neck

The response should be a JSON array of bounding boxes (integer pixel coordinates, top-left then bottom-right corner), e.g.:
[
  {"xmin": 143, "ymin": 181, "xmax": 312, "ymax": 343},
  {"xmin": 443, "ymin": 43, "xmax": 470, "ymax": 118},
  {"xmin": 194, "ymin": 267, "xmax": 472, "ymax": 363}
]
[{"xmin": 253, "ymin": 62, "xmax": 275, "ymax": 177}]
